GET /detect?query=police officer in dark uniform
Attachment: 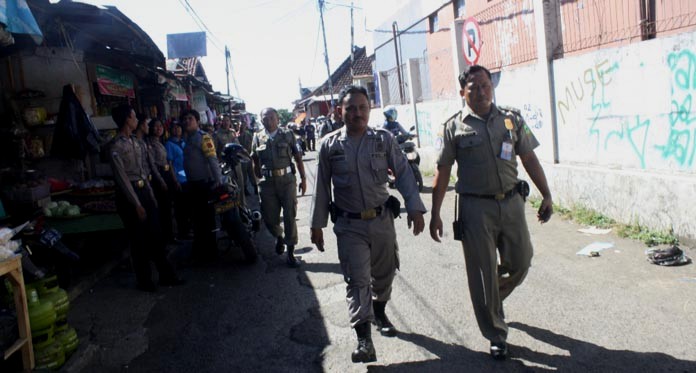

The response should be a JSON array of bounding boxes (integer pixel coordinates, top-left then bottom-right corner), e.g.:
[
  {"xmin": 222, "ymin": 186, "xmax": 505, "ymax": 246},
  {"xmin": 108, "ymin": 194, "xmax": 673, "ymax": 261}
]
[
  {"xmin": 182, "ymin": 109, "xmax": 223, "ymax": 264},
  {"xmin": 429, "ymin": 65, "xmax": 553, "ymax": 360},
  {"xmin": 310, "ymin": 85, "xmax": 426, "ymax": 363},
  {"xmin": 109, "ymin": 105, "xmax": 183, "ymax": 292}
]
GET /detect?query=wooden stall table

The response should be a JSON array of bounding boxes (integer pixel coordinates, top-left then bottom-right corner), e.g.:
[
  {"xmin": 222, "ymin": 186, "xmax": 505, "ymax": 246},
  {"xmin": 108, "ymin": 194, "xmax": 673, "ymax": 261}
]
[
  {"xmin": 1, "ymin": 255, "xmax": 34, "ymax": 372},
  {"xmin": 46, "ymin": 213, "xmax": 123, "ymax": 235}
]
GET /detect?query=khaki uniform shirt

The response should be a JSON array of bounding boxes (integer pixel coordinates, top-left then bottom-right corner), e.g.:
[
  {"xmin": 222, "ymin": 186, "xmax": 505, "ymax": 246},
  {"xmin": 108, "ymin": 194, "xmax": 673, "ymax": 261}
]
[
  {"xmin": 437, "ymin": 104, "xmax": 539, "ymax": 195},
  {"xmin": 251, "ymin": 127, "xmax": 298, "ymax": 171},
  {"xmin": 238, "ymin": 128, "xmax": 254, "ymax": 154},
  {"xmin": 137, "ymin": 137, "xmax": 165, "ymax": 189},
  {"xmin": 109, "ymin": 134, "xmax": 155, "ymax": 207},
  {"xmin": 147, "ymin": 138, "xmax": 169, "ymax": 168},
  {"xmin": 214, "ymin": 129, "xmax": 239, "ymax": 156},
  {"xmin": 310, "ymin": 127, "xmax": 426, "ymax": 228}
]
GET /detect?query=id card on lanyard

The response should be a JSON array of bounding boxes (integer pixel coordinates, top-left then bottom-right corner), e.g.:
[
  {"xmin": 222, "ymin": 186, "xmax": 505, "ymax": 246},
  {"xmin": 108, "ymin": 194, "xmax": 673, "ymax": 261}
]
[{"xmin": 500, "ymin": 118, "xmax": 514, "ymax": 161}]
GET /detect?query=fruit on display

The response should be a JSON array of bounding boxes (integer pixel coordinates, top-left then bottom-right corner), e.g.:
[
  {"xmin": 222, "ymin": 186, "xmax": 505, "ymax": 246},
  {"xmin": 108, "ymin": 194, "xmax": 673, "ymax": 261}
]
[{"xmin": 43, "ymin": 201, "xmax": 81, "ymax": 217}]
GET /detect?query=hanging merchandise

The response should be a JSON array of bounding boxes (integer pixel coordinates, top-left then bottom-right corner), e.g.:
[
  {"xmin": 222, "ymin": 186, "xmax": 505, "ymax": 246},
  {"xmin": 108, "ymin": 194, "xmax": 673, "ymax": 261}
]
[{"xmin": 51, "ymin": 85, "xmax": 101, "ymax": 159}]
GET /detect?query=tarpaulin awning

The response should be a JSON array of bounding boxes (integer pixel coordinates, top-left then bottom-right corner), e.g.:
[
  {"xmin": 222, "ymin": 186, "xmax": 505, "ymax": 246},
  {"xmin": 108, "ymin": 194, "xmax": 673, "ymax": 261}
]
[
  {"xmin": 294, "ymin": 112, "xmax": 307, "ymax": 124},
  {"xmin": 0, "ymin": 0, "xmax": 43, "ymax": 44}
]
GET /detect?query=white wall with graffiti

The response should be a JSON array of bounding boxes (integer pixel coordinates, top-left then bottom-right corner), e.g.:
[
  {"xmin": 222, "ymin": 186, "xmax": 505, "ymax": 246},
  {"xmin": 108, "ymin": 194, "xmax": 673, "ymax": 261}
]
[
  {"xmin": 549, "ymin": 31, "xmax": 696, "ymax": 240},
  {"xmin": 494, "ymin": 63, "xmax": 553, "ymax": 162},
  {"xmin": 553, "ymin": 32, "xmax": 696, "ymax": 173}
]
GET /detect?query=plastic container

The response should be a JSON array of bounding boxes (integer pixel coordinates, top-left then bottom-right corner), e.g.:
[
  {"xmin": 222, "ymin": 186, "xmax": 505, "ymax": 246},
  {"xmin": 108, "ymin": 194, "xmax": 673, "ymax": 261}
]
[{"xmin": 34, "ymin": 339, "xmax": 65, "ymax": 371}]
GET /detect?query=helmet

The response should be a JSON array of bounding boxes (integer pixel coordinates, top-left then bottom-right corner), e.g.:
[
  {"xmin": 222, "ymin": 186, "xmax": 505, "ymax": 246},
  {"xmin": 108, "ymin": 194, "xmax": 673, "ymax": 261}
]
[
  {"xmin": 383, "ymin": 106, "xmax": 398, "ymax": 121},
  {"xmin": 221, "ymin": 143, "xmax": 250, "ymax": 165}
]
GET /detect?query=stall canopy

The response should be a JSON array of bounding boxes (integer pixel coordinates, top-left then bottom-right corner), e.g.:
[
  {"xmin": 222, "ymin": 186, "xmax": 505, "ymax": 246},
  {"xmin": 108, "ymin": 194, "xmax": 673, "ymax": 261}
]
[
  {"xmin": 0, "ymin": 0, "xmax": 43, "ymax": 44},
  {"xmin": 25, "ymin": 0, "xmax": 165, "ymax": 68}
]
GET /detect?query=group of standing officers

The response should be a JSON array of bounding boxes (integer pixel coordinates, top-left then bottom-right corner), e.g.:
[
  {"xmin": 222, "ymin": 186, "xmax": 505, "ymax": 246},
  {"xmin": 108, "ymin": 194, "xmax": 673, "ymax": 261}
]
[{"xmin": 108, "ymin": 63, "xmax": 554, "ymax": 364}]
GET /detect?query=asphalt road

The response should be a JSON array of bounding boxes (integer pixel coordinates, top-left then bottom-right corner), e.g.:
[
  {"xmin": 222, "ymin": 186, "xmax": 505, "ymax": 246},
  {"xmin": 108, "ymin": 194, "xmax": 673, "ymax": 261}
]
[{"xmin": 66, "ymin": 152, "xmax": 696, "ymax": 372}]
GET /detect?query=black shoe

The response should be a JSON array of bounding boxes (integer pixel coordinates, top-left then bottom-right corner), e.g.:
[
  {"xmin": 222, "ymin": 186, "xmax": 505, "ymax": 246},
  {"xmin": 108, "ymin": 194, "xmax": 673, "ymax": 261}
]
[
  {"xmin": 490, "ymin": 342, "xmax": 508, "ymax": 360},
  {"xmin": 373, "ymin": 301, "xmax": 397, "ymax": 337},
  {"xmin": 286, "ymin": 253, "xmax": 300, "ymax": 268},
  {"xmin": 275, "ymin": 237, "xmax": 285, "ymax": 255},
  {"xmin": 136, "ymin": 282, "xmax": 157, "ymax": 293},
  {"xmin": 351, "ymin": 323, "xmax": 377, "ymax": 363},
  {"xmin": 159, "ymin": 277, "xmax": 186, "ymax": 287}
]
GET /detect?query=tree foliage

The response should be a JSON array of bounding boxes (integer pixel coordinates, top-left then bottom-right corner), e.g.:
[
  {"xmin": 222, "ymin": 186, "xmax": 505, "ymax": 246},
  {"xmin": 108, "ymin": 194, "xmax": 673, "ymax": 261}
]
[{"xmin": 277, "ymin": 109, "xmax": 293, "ymax": 126}]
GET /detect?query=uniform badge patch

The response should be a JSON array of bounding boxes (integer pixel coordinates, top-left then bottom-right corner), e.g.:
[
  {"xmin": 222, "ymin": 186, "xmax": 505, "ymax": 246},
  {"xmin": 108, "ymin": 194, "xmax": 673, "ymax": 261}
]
[{"xmin": 202, "ymin": 135, "xmax": 217, "ymax": 157}]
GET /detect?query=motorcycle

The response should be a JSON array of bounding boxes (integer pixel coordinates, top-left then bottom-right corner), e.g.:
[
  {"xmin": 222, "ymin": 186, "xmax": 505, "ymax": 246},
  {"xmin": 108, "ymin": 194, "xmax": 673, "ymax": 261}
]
[
  {"xmin": 211, "ymin": 143, "xmax": 262, "ymax": 264},
  {"xmin": 388, "ymin": 126, "xmax": 423, "ymax": 192}
]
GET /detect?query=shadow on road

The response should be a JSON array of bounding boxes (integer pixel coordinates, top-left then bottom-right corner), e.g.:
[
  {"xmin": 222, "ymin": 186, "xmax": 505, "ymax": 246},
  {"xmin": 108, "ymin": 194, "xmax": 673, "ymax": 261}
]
[
  {"xmin": 365, "ymin": 325, "xmax": 696, "ymax": 372},
  {"xmin": 508, "ymin": 322, "xmax": 696, "ymax": 372}
]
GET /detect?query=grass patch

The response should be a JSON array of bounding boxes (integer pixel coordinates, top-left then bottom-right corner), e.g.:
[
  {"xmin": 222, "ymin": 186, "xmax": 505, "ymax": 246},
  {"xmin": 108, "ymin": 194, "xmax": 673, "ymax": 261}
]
[{"xmin": 528, "ymin": 198, "xmax": 678, "ymax": 247}]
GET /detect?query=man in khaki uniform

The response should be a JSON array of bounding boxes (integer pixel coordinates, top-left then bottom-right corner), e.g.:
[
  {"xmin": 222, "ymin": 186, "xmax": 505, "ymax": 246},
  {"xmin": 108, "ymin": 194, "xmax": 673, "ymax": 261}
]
[
  {"xmin": 252, "ymin": 107, "xmax": 307, "ymax": 267},
  {"xmin": 310, "ymin": 85, "xmax": 425, "ymax": 363},
  {"xmin": 214, "ymin": 114, "xmax": 239, "ymax": 157},
  {"xmin": 429, "ymin": 65, "xmax": 553, "ymax": 360}
]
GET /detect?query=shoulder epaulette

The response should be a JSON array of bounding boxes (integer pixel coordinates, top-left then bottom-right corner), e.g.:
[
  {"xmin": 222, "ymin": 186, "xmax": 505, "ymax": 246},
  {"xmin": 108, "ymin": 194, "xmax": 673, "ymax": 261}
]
[
  {"xmin": 498, "ymin": 105, "xmax": 522, "ymax": 116},
  {"xmin": 444, "ymin": 110, "xmax": 461, "ymax": 125}
]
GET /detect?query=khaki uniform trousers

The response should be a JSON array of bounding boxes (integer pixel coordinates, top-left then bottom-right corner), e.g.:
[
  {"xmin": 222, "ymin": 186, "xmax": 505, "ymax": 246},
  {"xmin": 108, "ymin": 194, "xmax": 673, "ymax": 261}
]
[
  {"xmin": 259, "ymin": 174, "xmax": 298, "ymax": 245},
  {"xmin": 459, "ymin": 193, "xmax": 533, "ymax": 344},
  {"xmin": 334, "ymin": 210, "xmax": 399, "ymax": 327}
]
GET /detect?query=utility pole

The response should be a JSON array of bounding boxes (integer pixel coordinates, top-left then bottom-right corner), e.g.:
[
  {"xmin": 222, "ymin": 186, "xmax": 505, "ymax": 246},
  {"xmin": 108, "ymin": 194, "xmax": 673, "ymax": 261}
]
[
  {"xmin": 225, "ymin": 45, "xmax": 230, "ymax": 96},
  {"xmin": 350, "ymin": 1, "xmax": 354, "ymax": 80},
  {"xmin": 318, "ymin": 0, "xmax": 335, "ymax": 108},
  {"xmin": 392, "ymin": 22, "xmax": 405, "ymax": 104}
]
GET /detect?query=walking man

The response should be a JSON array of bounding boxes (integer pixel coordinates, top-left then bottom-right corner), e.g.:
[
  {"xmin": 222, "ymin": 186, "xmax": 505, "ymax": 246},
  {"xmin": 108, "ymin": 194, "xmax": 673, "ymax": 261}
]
[
  {"xmin": 252, "ymin": 107, "xmax": 307, "ymax": 267},
  {"xmin": 310, "ymin": 85, "xmax": 426, "ymax": 363},
  {"xmin": 429, "ymin": 65, "xmax": 553, "ymax": 360}
]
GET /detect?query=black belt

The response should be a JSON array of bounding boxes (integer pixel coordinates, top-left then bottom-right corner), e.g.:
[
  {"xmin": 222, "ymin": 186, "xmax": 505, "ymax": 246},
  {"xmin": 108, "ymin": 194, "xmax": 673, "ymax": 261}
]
[
  {"xmin": 334, "ymin": 205, "xmax": 384, "ymax": 220},
  {"xmin": 461, "ymin": 188, "xmax": 517, "ymax": 201}
]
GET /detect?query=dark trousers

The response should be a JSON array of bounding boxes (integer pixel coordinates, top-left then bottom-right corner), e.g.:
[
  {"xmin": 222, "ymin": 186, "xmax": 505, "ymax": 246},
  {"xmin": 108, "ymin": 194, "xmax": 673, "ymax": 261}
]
[
  {"xmin": 188, "ymin": 180, "xmax": 218, "ymax": 261},
  {"xmin": 174, "ymin": 183, "xmax": 192, "ymax": 238},
  {"xmin": 307, "ymin": 137, "xmax": 316, "ymax": 151},
  {"xmin": 116, "ymin": 186, "xmax": 177, "ymax": 286},
  {"xmin": 155, "ymin": 169, "xmax": 176, "ymax": 241}
]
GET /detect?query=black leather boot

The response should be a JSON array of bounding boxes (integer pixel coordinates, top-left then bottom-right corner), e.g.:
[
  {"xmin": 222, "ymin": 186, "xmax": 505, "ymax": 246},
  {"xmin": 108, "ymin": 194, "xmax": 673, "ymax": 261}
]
[
  {"xmin": 351, "ymin": 322, "xmax": 376, "ymax": 363},
  {"xmin": 275, "ymin": 237, "xmax": 285, "ymax": 255},
  {"xmin": 286, "ymin": 245, "xmax": 300, "ymax": 267},
  {"xmin": 373, "ymin": 301, "xmax": 397, "ymax": 337}
]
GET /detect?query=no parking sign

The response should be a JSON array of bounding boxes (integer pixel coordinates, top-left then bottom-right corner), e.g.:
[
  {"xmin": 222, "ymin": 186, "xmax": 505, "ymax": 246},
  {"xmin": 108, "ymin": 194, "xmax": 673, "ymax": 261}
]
[{"xmin": 462, "ymin": 17, "xmax": 481, "ymax": 66}]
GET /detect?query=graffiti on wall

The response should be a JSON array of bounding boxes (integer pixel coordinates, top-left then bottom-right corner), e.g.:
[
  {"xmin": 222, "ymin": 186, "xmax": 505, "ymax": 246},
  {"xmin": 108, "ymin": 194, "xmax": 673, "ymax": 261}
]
[
  {"xmin": 656, "ymin": 49, "xmax": 696, "ymax": 167},
  {"xmin": 557, "ymin": 50, "xmax": 696, "ymax": 170},
  {"xmin": 522, "ymin": 103, "xmax": 543, "ymax": 130},
  {"xmin": 557, "ymin": 59, "xmax": 619, "ymax": 127}
]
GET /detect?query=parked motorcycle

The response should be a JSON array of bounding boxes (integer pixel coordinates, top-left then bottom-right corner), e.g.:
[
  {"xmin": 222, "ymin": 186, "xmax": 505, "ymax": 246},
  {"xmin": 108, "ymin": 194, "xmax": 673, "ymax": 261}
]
[
  {"xmin": 212, "ymin": 143, "xmax": 261, "ymax": 264},
  {"xmin": 388, "ymin": 126, "xmax": 423, "ymax": 192}
]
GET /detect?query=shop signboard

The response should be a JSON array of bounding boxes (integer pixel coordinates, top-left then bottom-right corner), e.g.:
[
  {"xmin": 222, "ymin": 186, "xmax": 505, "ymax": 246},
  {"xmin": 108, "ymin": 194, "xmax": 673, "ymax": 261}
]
[
  {"xmin": 170, "ymin": 81, "xmax": 188, "ymax": 101},
  {"xmin": 167, "ymin": 32, "xmax": 207, "ymax": 59},
  {"xmin": 96, "ymin": 65, "xmax": 135, "ymax": 98}
]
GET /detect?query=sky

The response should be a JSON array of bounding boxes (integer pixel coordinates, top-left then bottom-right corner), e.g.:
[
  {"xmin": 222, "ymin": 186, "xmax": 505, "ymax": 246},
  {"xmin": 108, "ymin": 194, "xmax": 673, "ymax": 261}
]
[{"xmin": 76, "ymin": 0, "xmax": 402, "ymax": 115}]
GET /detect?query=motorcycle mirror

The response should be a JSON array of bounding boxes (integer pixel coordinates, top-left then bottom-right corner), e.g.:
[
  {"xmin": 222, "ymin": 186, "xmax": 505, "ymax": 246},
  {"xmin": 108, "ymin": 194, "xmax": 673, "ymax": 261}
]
[{"xmin": 409, "ymin": 125, "xmax": 416, "ymax": 132}]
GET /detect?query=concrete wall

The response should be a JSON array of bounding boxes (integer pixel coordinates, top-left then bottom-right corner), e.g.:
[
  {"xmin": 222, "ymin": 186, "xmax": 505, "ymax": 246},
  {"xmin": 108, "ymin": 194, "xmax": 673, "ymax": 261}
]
[
  {"xmin": 547, "ymin": 31, "xmax": 696, "ymax": 241},
  {"xmin": 4, "ymin": 47, "xmax": 93, "ymax": 116}
]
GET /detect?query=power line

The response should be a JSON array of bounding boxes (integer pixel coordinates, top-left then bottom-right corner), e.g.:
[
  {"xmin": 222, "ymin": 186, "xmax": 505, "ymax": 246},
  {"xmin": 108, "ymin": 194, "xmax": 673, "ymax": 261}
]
[
  {"xmin": 273, "ymin": 0, "xmax": 314, "ymax": 24},
  {"xmin": 176, "ymin": 0, "xmax": 224, "ymax": 54}
]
